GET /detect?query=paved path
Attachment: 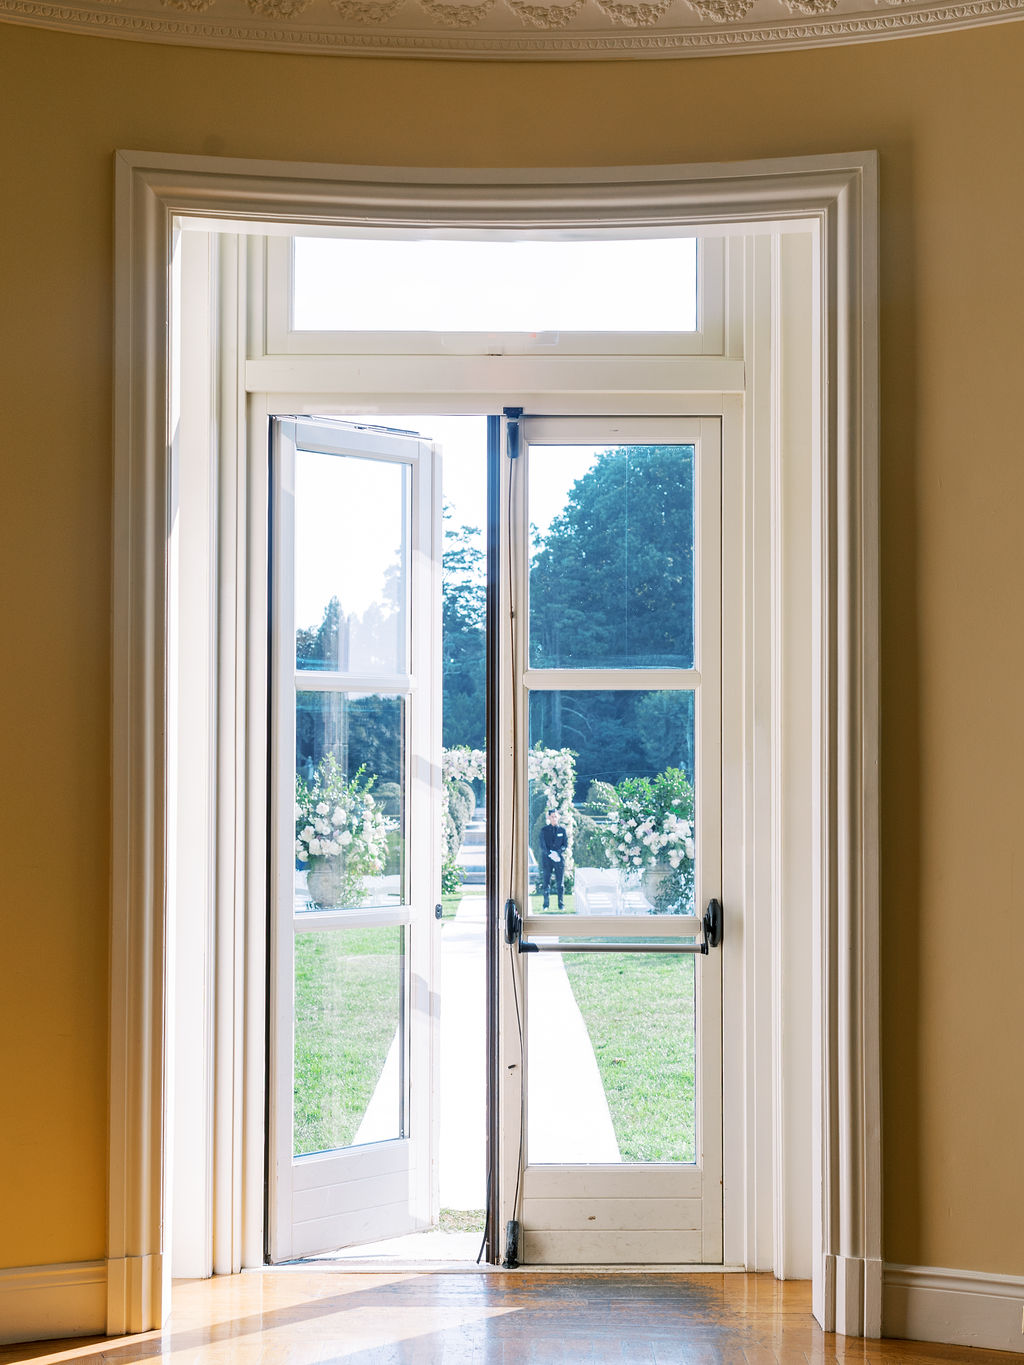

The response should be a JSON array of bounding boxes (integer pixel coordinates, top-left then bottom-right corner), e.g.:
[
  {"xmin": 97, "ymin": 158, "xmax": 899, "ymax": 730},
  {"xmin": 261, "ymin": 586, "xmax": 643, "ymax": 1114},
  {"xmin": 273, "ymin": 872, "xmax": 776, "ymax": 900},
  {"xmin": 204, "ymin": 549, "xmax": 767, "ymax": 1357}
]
[{"xmin": 355, "ymin": 891, "xmax": 620, "ymax": 1208}]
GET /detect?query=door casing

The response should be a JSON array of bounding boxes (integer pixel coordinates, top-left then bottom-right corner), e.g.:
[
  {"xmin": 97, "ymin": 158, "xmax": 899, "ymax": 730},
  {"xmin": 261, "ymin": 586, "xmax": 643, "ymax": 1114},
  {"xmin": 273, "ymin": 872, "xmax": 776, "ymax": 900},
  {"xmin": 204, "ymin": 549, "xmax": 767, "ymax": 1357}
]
[{"xmin": 113, "ymin": 150, "xmax": 880, "ymax": 1337}]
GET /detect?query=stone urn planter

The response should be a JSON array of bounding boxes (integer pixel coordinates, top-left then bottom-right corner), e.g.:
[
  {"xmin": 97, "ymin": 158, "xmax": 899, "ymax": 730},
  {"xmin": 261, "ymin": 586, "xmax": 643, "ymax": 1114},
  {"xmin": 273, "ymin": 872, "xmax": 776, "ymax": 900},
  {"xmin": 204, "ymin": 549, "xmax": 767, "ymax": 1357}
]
[
  {"xmin": 641, "ymin": 863, "xmax": 673, "ymax": 909},
  {"xmin": 305, "ymin": 858, "xmax": 355, "ymax": 910}
]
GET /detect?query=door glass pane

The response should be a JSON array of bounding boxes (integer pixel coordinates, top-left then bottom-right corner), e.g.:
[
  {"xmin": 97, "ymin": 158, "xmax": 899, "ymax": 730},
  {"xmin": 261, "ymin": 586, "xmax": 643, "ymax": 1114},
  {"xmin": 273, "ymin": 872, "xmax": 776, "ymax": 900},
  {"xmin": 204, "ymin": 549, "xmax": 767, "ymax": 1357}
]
[
  {"xmin": 293, "ymin": 236, "xmax": 698, "ymax": 333},
  {"xmin": 295, "ymin": 692, "xmax": 404, "ymax": 911},
  {"xmin": 529, "ymin": 690, "xmax": 695, "ymax": 917},
  {"xmin": 527, "ymin": 947, "xmax": 696, "ymax": 1164},
  {"xmin": 529, "ymin": 444, "xmax": 695, "ymax": 670},
  {"xmin": 295, "ymin": 448, "xmax": 408, "ymax": 675},
  {"xmin": 294, "ymin": 926, "xmax": 406, "ymax": 1157}
]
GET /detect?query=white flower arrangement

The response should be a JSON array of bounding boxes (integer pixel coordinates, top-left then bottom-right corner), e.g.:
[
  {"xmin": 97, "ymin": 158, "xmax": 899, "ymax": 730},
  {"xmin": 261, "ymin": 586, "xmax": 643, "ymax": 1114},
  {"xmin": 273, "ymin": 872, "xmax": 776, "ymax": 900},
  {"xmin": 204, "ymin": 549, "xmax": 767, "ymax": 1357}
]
[
  {"xmin": 295, "ymin": 756, "xmax": 392, "ymax": 906},
  {"xmin": 606, "ymin": 808, "xmax": 694, "ymax": 872},
  {"xmin": 442, "ymin": 743, "xmax": 578, "ymax": 875},
  {"xmin": 528, "ymin": 744, "xmax": 577, "ymax": 872},
  {"xmin": 443, "ymin": 746, "xmax": 486, "ymax": 784},
  {"xmin": 603, "ymin": 767, "xmax": 696, "ymax": 913}
]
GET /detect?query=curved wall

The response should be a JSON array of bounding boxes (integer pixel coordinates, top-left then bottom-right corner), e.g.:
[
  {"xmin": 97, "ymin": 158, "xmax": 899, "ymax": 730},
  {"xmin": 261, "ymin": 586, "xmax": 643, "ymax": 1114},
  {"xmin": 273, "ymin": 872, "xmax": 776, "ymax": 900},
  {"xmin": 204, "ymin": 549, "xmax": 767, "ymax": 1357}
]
[{"xmin": 0, "ymin": 17, "xmax": 1021, "ymax": 1278}]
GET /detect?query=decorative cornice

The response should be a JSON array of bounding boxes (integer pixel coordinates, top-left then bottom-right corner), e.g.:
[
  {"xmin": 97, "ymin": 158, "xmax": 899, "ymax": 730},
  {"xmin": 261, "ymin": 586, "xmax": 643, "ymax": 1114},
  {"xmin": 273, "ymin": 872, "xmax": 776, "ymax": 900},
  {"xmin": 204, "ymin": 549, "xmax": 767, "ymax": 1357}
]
[{"xmin": 1, "ymin": 0, "xmax": 1021, "ymax": 56}]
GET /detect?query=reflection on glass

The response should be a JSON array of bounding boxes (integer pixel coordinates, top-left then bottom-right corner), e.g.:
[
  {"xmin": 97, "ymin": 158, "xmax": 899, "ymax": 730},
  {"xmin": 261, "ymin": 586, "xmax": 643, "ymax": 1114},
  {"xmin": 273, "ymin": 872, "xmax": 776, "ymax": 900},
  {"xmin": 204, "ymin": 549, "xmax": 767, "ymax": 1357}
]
[
  {"xmin": 529, "ymin": 444, "xmax": 695, "ymax": 670},
  {"xmin": 529, "ymin": 690, "xmax": 695, "ymax": 917},
  {"xmin": 293, "ymin": 926, "xmax": 405, "ymax": 1157},
  {"xmin": 293, "ymin": 236, "xmax": 698, "ymax": 334},
  {"xmin": 294, "ymin": 692, "xmax": 404, "ymax": 911},
  {"xmin": 295, "ymin": 449, "xmax": 408, "ymax": 674},
  {"xmin": 528, "ymin": 948, "xmax": 695, "ymax": 1164}
]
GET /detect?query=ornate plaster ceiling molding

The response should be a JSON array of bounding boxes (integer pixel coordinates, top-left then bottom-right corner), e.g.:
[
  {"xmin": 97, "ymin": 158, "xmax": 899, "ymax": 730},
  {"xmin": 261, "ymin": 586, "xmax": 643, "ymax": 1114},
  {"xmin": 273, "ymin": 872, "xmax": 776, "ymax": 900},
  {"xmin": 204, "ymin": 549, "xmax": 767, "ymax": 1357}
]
[{"xmin": 1, "ymin": 0, "xmax": 1021, "ymax": 57}]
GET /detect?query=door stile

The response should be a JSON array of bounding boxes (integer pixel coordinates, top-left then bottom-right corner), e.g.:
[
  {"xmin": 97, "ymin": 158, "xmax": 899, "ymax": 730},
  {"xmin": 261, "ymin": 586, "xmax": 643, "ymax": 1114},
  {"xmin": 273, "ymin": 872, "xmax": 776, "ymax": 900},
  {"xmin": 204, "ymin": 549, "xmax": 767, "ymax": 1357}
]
[
  {"xmin": 267, "ymin": 418, "xmax": 441, "ymax": 1263},
  {"xmin": 495, "ymin": 408, "xmax": 530, "ymax": 1261},
  {"xmin": 695, "ymin": 416, "xmax": 724, "ymax": 1263},
  {"xmin": 499, "ymin": 414, "xmax": 724, "ymax": 1265}
]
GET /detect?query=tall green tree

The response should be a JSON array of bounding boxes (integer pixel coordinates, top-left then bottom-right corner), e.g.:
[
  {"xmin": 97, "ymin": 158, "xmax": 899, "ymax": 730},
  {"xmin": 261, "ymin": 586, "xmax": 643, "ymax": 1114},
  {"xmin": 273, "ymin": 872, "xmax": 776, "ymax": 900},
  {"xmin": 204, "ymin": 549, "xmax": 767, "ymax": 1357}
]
[
  {"xmin": 529, "ymin": 445, "xmax": 696, "ymax": 792},
  {"xmin": 442, "ymin": 511, "xmax": 486, "ymax": 750}
]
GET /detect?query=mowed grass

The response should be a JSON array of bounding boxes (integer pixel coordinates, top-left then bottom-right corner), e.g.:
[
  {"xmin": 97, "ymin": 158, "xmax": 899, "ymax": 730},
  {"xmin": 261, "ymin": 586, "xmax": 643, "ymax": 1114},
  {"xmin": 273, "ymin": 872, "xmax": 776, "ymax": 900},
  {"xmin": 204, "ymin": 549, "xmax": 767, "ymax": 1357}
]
[
  {"xmin": 293, "ymin": 926, "xmax": 402, "ymax": 1156},
  {"xmin": 561, "ymin": 949, "xmax": 696, "ymax": 1163}
]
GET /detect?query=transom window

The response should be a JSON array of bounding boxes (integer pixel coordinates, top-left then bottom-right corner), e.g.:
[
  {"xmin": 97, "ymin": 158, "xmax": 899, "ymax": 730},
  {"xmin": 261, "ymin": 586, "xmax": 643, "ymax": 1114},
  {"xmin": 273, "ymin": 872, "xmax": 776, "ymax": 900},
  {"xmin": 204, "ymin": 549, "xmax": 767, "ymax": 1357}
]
[{"xmin": 263, "ymin": 233, "xmax": 724, "ymax": 358}]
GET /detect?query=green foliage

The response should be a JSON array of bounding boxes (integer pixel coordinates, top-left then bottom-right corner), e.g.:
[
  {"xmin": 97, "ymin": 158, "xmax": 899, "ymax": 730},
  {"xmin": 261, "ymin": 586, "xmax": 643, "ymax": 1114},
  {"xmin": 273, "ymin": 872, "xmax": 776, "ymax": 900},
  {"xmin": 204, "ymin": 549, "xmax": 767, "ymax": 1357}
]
[
  {"xmin": 293, "ymin": 927, "xmax": 400, "ymax": 1155},
  {"xmin": 443, "ymin": 807, "xmax": 459, "ymax": 861},
  {"xmin": 606, "ymin": 766, "xmax": 696, "ymax": 915},
  {"xmin": 373, "ymin": 780, "xmax": 402, "ymax": 818},
  {"xmin": 529, "ymin": 446, "xmax": 696, "ymax": 792},
  {"xmin": 635, "ymin": 691, "xmax": 695, "ymax": 788},
  {"xmin": 449, "ymin": 778, "xmax": 475, "ymax": 832},
  {"xmin": 442, "ymin": 512, "xmax": 486, "ymax": 751},
  {"xmin": 296, "ymin": 594, "xmax": 343, "ymax": 670},
  {"xmin": 531, "ymin": 446, "xmax": 694, "ymax": 670},
  {"xmin": 383, "ymin": 830, "xmax": 402, "ymax": 878},
  {"xmin": 442, "ymin": 775, "xmax": 476, "ymax": 866},
  {"xmin": 572, "ymin": 810, "xmax": 611, "ymax": 870},
  {"xmin": 582, "ymin": 780, "xmax": 618, "ymax": 816},
  {"xmin": 295, "ymin": 757, "xmax": 390, "ymax": 908},
  {"xmin": 441, "ymin": 855, "xmax": 464, "ymax": 897},
  {"xmin": 562, "ymin": 949, "xmax": 695, "ymax": 1162}
]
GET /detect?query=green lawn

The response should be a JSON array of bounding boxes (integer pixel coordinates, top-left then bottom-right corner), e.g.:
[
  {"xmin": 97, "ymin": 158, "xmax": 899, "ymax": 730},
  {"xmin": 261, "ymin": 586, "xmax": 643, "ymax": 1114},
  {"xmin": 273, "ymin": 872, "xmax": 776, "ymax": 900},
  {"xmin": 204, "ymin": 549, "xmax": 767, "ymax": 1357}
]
[
  {"xmin": 561, "ymin": 947, "xmax": 696, "ymax": 1163},
  {"xmin": 293, "ymin": 915, "xmax": 696, "ymax": 1171},
  {"xmin": 528, "ymin": 890, "xmax": 576, "ymax": 914},
  {"xmin": 293, "ymin": 926, "xmax": 402, "ymax": 1156}
]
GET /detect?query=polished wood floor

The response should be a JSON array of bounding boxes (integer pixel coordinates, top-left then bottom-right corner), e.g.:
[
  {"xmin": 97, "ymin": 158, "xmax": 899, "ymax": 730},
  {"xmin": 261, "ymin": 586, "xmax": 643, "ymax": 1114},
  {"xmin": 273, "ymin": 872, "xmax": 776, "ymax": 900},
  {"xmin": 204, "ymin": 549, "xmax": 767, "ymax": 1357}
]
[{"xmin": 2, "ymin": 1272, "xmax": 1021, "ymax": 1364}]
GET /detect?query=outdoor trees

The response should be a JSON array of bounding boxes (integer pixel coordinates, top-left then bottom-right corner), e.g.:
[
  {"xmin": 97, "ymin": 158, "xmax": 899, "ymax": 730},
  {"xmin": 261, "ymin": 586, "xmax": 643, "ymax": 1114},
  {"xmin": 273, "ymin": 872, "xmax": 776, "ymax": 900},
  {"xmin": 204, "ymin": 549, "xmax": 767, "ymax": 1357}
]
[
  {"xmin": 529, "ymin": 445, "xmax": 696, "ymax": 792},
  {"xmin": 442, "ymin": 513, "xmax": 486, "ymax": 751}
]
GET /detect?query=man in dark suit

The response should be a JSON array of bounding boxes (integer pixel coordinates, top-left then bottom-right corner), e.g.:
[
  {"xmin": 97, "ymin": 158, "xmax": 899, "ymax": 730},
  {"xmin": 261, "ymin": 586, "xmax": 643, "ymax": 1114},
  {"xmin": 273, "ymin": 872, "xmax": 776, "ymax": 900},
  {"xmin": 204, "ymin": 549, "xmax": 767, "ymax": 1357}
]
[{"xmin": 539, "ymin": 809, "xmax": 568, "ymax": 910}]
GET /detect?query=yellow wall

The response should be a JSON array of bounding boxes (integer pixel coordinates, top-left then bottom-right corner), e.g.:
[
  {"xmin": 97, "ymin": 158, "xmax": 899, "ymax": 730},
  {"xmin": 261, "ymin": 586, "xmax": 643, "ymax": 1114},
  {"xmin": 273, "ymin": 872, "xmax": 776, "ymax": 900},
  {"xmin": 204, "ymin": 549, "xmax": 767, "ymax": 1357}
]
[{"xmin": 1, "ymin": 17, "xmax": 1022, "ymax": 1277}]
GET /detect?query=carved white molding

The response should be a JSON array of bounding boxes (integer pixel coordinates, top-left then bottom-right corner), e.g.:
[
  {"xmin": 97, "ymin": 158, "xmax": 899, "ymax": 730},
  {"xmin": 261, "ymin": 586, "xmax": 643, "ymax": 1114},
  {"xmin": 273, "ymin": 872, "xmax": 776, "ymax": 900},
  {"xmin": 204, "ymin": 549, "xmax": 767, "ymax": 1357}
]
[{"xmin": 1, "ymin": 0, "xmax": 1021, "ymax": 56}]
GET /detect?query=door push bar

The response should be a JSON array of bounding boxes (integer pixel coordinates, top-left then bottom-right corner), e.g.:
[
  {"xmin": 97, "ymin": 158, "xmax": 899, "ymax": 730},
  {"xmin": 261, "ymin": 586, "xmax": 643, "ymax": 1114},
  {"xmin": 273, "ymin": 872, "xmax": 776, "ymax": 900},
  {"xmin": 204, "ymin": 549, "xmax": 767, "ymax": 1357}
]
[{"xmin": 504, "ymin": 898, "xmax": 723, "ymax": 955}]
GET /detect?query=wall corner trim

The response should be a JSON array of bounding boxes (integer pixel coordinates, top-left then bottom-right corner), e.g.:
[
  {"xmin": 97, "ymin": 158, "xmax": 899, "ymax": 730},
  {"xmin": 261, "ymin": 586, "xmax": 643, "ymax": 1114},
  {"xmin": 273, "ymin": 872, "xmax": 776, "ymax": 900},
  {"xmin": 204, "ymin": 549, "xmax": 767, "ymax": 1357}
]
[
  {"xmin": 106, "ymin": 1253, "xmax": 163, "ymax": 1336},
  {"xmin": 883, "ymin": 1263, "xmax": 1024, "ymax": 1354},
  {"xmin": 833, "ymin": 1254, "xmax": 884, "ymax": 1337},
  {"xmin": 0, "ymin": 1260, "xmax": 107, "ymax": 1346}
]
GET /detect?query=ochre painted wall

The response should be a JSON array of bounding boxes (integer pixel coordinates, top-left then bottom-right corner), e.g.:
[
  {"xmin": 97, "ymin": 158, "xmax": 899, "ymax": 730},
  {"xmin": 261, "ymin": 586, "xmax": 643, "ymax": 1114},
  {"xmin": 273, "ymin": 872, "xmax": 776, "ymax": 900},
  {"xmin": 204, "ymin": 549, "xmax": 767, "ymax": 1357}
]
[{"xmin": 0, "ymin": 18, "xmax": 1022, "ymax": 1277}]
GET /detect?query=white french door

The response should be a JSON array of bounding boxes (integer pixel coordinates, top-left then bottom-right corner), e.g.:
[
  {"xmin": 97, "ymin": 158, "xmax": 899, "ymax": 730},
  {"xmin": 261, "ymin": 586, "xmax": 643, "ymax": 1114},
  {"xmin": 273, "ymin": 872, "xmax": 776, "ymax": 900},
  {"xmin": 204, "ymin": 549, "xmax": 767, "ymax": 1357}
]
[
  {"xmin": 265, "ymin": 408, "xmax": 724, "ymax": 1268},
  {"xmin": 498, "ymin": 415, "xmax": 724, "ymax": 1265},
  {"xmin": 268, "ymin": 417, "xmax": 442, "ymax": 1262}
]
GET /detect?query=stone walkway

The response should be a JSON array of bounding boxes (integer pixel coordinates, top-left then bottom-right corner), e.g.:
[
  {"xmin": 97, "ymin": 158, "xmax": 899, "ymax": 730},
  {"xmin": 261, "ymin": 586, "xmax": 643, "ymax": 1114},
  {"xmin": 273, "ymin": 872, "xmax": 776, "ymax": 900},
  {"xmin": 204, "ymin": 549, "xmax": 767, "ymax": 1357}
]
[{"xmin": 353, "ymin": 889, "xmax": 619, "ymax": 1213}]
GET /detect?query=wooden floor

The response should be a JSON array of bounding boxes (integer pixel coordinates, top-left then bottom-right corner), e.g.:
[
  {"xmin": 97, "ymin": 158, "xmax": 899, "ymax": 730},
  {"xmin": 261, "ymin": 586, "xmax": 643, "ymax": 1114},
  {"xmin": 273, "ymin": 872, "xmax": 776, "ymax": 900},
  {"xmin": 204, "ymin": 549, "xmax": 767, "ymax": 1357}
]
[{"xmin": 2, "ymin": 1272, "xmax": 1021, "ymax": 1364}]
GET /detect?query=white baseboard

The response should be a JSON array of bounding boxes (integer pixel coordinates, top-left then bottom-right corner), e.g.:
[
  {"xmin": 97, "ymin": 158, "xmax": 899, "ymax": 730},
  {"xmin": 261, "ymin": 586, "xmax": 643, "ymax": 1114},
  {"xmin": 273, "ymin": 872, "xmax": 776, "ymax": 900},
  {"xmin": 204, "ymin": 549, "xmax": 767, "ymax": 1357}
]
[
  {"xmin": 0, "ymin": 1260, "xmax": 107, "ymax": 1346},
  {"xmin": 884, "ymin": 1263, "xmax": 1024, "ymax": 1354}
]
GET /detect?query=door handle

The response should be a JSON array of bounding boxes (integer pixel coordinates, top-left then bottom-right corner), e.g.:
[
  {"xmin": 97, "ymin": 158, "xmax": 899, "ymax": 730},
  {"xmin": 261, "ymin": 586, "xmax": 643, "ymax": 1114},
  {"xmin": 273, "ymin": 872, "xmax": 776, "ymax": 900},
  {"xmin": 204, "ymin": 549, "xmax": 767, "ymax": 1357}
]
[
  {"xmin": 435, "ymin": 903, "xmax": 443, "ymax": 920},
  {"xmin": 505, "ymin": 898, "xmax": 723, "ymax": 955}
]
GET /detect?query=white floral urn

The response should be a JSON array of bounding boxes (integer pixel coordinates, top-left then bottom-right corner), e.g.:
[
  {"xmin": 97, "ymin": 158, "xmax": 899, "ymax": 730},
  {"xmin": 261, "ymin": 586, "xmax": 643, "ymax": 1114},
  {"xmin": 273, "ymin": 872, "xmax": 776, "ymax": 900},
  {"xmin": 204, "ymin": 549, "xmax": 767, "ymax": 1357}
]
[{"xmin": 305, "ymin": 857, "xmax": 358, "ymax": 909}]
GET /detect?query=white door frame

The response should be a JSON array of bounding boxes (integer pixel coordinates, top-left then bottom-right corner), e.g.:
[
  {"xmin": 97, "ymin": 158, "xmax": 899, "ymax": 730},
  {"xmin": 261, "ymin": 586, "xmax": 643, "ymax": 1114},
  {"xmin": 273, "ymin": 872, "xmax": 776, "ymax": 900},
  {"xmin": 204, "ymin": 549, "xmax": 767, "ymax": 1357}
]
[{"xmin": 111, "ymin": 150, "xmax": 879, "ymax": 1334}]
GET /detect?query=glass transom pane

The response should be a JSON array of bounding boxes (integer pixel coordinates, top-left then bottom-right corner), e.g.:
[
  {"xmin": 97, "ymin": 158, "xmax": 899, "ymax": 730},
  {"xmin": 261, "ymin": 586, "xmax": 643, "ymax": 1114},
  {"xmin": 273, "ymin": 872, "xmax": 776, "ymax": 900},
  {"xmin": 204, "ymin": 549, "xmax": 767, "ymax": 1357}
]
[
  {"xmin": 293, "ymin": 237, "xmax": 697, "ymax": 334},
  {"xmin": 295, "ymin": 449, "xmax": 409, "ymax": 675},
  {"xmin": 529, "ymin": 444, "xmax": 695, "ymax": 670}
]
